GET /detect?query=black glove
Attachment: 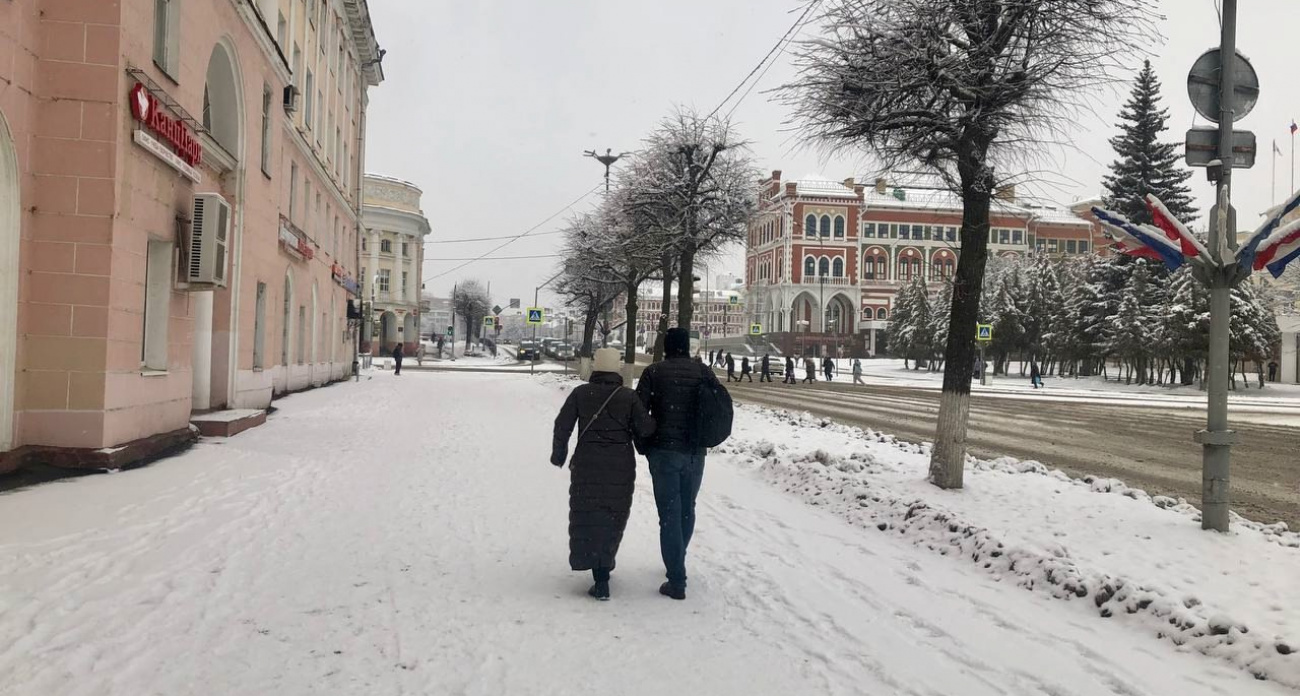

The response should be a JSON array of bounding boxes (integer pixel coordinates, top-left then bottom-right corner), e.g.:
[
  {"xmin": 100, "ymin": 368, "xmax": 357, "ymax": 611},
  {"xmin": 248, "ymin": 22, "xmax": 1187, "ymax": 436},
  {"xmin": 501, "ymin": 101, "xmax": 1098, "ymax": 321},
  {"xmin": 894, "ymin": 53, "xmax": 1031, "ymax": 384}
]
[{"xmin": 551, "ymin": 457, "xmax": 565, "ymax": 468}]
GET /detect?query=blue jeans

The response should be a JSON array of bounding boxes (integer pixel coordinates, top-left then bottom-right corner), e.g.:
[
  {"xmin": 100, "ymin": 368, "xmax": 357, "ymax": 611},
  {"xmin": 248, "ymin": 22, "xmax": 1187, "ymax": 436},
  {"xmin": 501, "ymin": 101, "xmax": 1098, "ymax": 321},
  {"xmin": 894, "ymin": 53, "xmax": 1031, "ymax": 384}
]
[{"xmin": 647, "ymin": 448, "xmax": 706, "ymax": 588}]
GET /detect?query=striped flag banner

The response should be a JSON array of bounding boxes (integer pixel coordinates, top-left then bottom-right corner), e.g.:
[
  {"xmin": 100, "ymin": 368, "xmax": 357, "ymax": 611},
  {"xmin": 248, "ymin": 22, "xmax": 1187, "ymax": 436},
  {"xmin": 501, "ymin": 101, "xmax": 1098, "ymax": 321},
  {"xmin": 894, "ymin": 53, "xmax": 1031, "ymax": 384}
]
[
  {"xmin": 1235, "ymin": 187, "xmax": 1300, "ymax": 272},
  {"xmin": 1145, "ymin": 195, "xmax": 1208, "ymax": 259},
  {"xmin": 1092, "ymin": 207, "xmax": 1187, "ymax": 270},
  {"xmin": 1252, "ymin": 219, "xmax": 1300, "ymax": 278}
]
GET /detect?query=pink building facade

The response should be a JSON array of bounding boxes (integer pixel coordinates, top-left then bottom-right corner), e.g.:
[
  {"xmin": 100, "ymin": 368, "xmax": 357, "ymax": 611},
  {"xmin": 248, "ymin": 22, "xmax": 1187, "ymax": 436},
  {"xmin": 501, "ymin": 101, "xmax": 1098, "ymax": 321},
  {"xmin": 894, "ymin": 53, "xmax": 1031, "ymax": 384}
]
[{"xmin": 0, "ymin": 0, "xmax": 382, "ymax": 470}]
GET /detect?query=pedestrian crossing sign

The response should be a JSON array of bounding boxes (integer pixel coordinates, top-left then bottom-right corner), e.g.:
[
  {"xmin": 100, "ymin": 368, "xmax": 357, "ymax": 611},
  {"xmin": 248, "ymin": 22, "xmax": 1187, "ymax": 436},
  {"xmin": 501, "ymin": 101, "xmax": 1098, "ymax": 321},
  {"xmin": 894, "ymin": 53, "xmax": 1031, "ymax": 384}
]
[
  {"xmin": 526, "ymin": 308, "xmax": 544, "ymax": 325},
  {"xmin": 729, "ymin": 295, "xmax": 741, "ymax": 306},
  {"xmin": 750, "ymin": 323, "xmax": 762, "ymax": 335},
  {"xmin": 976, "ymin": 324, "xmax": 993, "ymax": 342}
]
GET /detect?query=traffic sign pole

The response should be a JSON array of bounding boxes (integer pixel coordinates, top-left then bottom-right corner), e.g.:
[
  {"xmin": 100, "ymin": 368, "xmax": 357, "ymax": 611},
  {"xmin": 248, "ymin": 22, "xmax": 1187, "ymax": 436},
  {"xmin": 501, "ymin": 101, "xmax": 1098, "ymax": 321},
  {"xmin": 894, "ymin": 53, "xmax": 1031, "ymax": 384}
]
[{"xmin": 1200, "ymin": 0, "xmax": 1239, "ymax": 533}]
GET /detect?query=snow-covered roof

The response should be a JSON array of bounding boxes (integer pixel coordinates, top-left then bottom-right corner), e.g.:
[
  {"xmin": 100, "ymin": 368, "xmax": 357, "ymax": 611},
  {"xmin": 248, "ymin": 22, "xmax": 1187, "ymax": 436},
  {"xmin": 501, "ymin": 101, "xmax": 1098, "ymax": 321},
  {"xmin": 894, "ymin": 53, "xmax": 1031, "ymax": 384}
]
[
  {"xmin": 862, "ymin": 187, "xmax": 1031, "ymax": 217},
  {"xmin": 1021, "ymin": 206, "xmax": 1094, "ymax": 227},
  {"xmin": 789, "ymin": 176, "xmax": 860, "ymax": 200}
]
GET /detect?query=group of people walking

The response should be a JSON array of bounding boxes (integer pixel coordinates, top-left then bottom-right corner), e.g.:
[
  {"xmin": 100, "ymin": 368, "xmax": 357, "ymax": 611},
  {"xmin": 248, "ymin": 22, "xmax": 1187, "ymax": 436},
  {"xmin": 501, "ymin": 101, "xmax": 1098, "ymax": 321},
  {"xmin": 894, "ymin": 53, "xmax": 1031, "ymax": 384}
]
[
  {"xmin": 550, "ymin": 329, "xmax": 726, "ymax": 602},
  {"xmin": 707, "ymin": 350, "xmax": 868, "ymax": 387}
]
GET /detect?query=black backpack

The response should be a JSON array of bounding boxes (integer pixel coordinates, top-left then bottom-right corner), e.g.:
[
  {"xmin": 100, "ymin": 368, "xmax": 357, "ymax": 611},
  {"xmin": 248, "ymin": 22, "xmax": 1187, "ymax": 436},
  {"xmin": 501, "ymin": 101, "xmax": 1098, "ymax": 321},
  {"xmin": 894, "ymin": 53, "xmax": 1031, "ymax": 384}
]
[{"xmin": 695, "ymin": 366, "xmax": 734, "ymax": 448}]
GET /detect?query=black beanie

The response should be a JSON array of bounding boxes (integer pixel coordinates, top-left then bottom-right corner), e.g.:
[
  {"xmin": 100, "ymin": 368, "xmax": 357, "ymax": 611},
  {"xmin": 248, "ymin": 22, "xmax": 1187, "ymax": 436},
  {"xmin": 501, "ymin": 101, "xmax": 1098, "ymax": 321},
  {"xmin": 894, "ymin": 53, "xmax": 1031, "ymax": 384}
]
[{"xmin": 665, "ymin": 328, "xmax": 690, "ymax": 357}]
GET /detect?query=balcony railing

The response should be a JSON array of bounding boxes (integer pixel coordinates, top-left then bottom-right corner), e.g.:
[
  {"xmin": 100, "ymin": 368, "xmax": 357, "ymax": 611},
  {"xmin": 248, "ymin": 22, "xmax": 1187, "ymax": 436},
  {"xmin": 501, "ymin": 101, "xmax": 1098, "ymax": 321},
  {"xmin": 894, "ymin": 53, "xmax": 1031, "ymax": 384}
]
[{"xmin": 799, "ymin": 276, "xmax": 853, "ymax": 286}]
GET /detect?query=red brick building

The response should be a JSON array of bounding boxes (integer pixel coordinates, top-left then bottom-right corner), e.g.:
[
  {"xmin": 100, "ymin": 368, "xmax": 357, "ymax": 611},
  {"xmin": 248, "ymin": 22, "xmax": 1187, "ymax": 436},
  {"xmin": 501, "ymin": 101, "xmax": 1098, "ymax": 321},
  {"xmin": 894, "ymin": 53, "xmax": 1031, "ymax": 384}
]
[{"xmin": 745, "ymin": 172, "xmax": 1107, "ymax": 357}]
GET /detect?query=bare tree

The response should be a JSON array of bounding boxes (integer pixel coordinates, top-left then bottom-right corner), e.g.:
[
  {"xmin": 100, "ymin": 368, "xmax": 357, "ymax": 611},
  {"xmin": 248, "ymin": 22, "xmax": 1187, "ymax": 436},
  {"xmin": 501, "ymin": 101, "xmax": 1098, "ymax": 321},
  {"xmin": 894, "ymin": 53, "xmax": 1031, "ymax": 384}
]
[
  {"xmin": 452, "ymin": 279, "xmax": 492, "ymax": 351},
  {"xmin": 628, "ymin": 109, "xmax": 760, "ymax": 339},
  {"xmin": 593, "ymin": 183, "xmax": 675, "ymax": 366},
  {"xmin": 780, "ymin": 0, "xmax": 1158, "ymax": 489},
  {"xmin": 556, "ymin": 222, "xmax": 622, "ymax": 358}
]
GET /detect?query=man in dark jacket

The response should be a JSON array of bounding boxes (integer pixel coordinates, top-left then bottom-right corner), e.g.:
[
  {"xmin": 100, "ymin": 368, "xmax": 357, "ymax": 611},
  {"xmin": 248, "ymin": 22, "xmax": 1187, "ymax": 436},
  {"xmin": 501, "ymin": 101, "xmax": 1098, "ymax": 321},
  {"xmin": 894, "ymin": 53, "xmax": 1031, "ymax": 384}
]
[
  {"xmin": 823, "ymin": 356, "xmax": 834, "ymax": 382},
  {"xmin": 759, "ymin": 354, "xmax": 772, "ymax": 382},
  {"xmin": 392, "ymin": 342, "xmax": 404, "ymax": 375},
  {"xmin": 635, "ymin": 328, "xmax": 720, "ymax": 600},
  {"xmin": 739, "ymin": 356, "xmax": 753, "ymax": 382},
  {"xmin": 725, "ymin": 352, "xmax": 736, "ymax": 382},
  {"xmin": 708, "ymin": 350, "xmax": 716, "ymax": 368},
  {"xmin": 784, "ymin": 356, "xmax": 796, "ymax": 384}
]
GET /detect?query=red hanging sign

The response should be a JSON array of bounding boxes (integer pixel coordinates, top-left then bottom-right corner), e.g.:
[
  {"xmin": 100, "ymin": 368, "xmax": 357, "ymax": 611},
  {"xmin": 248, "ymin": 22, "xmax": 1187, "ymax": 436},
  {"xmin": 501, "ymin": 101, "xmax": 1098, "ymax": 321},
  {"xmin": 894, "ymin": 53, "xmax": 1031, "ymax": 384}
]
[{"xmin": 129, "ymin": 83, "xmax": 203, "ymax": 166}]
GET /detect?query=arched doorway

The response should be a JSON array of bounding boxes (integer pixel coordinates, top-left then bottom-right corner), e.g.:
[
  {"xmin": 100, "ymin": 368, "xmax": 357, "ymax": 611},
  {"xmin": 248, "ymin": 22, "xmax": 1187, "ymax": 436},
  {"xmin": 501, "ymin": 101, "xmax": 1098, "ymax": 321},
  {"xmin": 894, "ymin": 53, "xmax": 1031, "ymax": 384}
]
[
  {"xmin": 0, "ymin": 110, "xmax": 19, "ymax": 450},
  {"xmin": 197, "ymin": 40, "xmax": 243, "ymax": 409},
  {"xmin": 379, "ymin": 311, "xmax": 397, "ymax": 353},
  {"xmin": 402, "ymin": 314, "xmax": 416, "ymax": 350},
  {"xmin": 826, "ymin": 295, "xmax": 855, "ymax": 335}
]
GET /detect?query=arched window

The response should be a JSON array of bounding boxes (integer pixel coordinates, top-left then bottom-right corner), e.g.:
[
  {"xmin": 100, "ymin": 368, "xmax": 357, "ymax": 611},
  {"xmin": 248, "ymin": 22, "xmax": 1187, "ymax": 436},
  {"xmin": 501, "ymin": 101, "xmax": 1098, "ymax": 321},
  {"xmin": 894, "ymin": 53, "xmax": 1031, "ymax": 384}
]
[
  {"xmin": 875, "ymin": 257, "xmax": 887, "ymax": 280},
  {"xmin": 804, "ymin": 256, "xmax": 815, "ymax": 277},
  {"xmin": 834, "ymin": 216, "xmax": 845, "ymax": 238},
  {"xmin": 945, "ymin": 259, "xmax": 955, "ymax": 277},
  {"xmin": 818, "ymin": 257, "xmax": 830, "ymax": 276},
  {"xmin": 820, "ymin": 215, "xmax": 831, "ymax": 237},
  {"xmin": 805, "ymin": 214, "xmax": 816, "ymax": 238},
  {"xmin": 877, "ymin": 307, "xmax": 888, "ymax": 320},
  {"xmin": 911, "ymin": 258, "xmax": 921, "ymax": 278},
  {"xmin": 778, "ymin": 255, "xmax": 783, "ymax": 279},
  {"xmin": 832, "ymin": 258, "xmax": 844, "ymax": 277}
]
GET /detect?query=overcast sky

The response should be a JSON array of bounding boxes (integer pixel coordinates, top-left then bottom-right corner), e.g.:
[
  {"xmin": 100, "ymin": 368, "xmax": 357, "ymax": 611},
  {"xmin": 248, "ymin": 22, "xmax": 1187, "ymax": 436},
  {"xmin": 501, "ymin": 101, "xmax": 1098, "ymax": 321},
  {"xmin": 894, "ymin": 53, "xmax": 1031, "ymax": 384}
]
[{"xmin": 364, "ymin": 0, "xmax": 1298, "ymax": 308}]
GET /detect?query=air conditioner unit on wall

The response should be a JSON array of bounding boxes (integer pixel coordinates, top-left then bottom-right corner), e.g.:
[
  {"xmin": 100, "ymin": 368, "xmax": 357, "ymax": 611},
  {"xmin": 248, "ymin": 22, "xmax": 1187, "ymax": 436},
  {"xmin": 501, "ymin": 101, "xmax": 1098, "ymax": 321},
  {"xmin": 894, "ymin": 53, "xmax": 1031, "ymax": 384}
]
[
  {"xmin": 187, "ymin": 194, "xmax": 231, "ymax": 288},
  {"xmin": 283, "ymin": 85, "xmax": 300, "ymax": 114}
]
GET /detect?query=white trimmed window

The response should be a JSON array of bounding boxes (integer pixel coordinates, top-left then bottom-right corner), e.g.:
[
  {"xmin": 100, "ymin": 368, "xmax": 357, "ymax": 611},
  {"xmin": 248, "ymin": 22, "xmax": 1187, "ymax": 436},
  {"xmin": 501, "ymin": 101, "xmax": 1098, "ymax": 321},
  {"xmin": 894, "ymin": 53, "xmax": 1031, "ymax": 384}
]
[
  {"xmin": 297, "ymin": 307, "xmax": 306, "ymax": 364},
  {"xmin": 304, "ymin": 71, "xmax": 315, "ymax": 129},
  {"xmin": 142, "ymin": 240, "xmax": 173, "ymax": 371},
  {"xmin": 260, "ymin": 85, "xmax": 273, "ymax": 176},
  {"xmin": 153, "ymin": 0, "xmax": 180, "ymax": 79},
  {"xmin": 377, "ymin": 269, "xmax": 391, "ymax": 293},
  {"xmin": 253, "ymin": 282, "xmax": 267, "ymax": 369}
]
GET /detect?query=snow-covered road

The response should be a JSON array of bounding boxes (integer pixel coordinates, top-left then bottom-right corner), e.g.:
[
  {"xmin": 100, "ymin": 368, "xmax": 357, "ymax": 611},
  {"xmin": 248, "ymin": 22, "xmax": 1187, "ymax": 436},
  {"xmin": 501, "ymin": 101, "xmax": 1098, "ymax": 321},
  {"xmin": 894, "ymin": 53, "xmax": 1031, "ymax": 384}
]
[{"xmin": 0, "ymin": 372, "xmax": 1284, "ymax": 695}]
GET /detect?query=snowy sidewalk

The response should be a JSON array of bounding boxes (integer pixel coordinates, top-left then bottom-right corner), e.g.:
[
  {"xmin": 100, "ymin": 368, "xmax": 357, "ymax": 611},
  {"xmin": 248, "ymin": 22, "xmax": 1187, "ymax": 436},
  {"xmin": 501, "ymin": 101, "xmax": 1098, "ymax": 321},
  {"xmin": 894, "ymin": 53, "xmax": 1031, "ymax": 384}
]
[{"xmin": 0, "ymin": 372, "xmax": 1286, "ymax": 695}]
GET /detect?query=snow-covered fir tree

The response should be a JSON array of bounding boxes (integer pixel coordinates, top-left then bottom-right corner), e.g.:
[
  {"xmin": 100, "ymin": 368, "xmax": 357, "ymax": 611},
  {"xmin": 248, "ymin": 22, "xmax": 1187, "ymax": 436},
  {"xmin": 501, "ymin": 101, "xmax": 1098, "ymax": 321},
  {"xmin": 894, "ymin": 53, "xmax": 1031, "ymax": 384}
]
[{"xmin": 1102, "ymin": 60, "xmax": 1198, "ymax": 224}]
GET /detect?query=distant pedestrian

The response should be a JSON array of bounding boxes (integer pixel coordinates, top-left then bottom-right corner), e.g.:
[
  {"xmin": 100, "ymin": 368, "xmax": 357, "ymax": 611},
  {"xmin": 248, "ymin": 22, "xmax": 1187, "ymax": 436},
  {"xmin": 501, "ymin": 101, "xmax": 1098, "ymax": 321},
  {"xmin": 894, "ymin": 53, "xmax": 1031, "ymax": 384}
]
[
  {"xmin": 725, "ymin": 352, "xmax": 736, "ymax": 382},
  {"xmin": 803, "ymin": 357, "xmax": 816, "ymax": 383},
  {"xmin": 822, "ymin": 356, "xmax": 834, "ymax": 382},
  {"xmin": 551, "ymin": 348, "xmax": 656, "ymax": 601},
  {"xmin": 392, "ymin": 342, "xmax": 404, "ymax": 375},
  {"xmin": 852, "ymin": 358, "xmax": 864, "ymax": 385},
  {"xmin": 784, "ymin": 356, "xmax": 796, "ymax": 384},
  {"xmin": 1030, "ymin": 361, "xmax": 1043, "ymax": 389},
  {"xmin": 760, "ymin": 354, "xmax": 772, "ymax": 382},
  {"xmin": 708, "ymin": 350, "xmax": 716, "ymax": 367},
  {"xmin": 716, "ymin": 351, "xmax": 725, "ymax": 368},
  {"xmin": 436, "ymin": 336, "xmax": 445, "ymax": 359},
  {"xmin": 1269, "ymin": 361, "xmax": 1279, "ymax": 382},
  {"xmin": 740, "ymin": 356, "xmax": 753, "ymax": 382}
]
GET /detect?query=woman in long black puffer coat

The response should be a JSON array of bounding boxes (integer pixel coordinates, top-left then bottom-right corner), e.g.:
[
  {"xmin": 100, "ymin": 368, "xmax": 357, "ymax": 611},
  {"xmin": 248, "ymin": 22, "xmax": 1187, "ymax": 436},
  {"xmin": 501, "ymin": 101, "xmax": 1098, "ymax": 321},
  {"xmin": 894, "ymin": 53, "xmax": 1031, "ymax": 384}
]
[{"xmin": 551, "ymin": 348, "xmax": 655, "ymax": 600}]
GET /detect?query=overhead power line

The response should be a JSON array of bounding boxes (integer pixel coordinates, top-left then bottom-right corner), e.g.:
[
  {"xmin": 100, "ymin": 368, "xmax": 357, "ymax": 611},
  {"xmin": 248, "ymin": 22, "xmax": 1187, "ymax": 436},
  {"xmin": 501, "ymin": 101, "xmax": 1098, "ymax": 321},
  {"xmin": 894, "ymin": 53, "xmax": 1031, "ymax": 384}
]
[
  {"xmin": 426, "ymin": 230, "xmax": 565, "ymax": 244},
  {"xmin": 426, "ymin": 183, "xmax": 602, "ymax": 281},
  {"xmin": 428, "ymin": 253, "xmax": 561, "ymax": 261},
  {"xmin": 706, "ymin": 0, "xmax": 821, "ymax": 121}
]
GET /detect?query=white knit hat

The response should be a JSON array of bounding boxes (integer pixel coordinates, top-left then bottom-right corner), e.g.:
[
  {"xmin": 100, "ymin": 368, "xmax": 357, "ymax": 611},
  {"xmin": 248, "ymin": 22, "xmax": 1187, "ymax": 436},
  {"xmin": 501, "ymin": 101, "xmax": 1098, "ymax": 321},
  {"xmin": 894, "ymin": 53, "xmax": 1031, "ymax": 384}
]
[{"xmin": 593, "ymin": 347, "xmax": 622, "ymax": 373}]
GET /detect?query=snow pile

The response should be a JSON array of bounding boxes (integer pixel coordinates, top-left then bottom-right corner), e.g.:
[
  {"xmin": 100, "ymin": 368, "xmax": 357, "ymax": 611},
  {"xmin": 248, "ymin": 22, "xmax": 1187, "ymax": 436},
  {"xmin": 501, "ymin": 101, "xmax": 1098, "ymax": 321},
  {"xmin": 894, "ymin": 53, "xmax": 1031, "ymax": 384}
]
[{"xmin": 717, "ymin": 405, "xmax": 1300, "ymax": 687}]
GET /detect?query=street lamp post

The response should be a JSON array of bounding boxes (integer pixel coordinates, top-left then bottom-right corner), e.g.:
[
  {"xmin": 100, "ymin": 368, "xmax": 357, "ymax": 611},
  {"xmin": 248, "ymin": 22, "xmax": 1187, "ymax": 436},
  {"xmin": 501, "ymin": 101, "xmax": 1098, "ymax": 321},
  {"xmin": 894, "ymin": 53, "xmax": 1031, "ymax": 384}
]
[{"xmin": 583, "ymin": 148, "xmax": 630, "ymax": 194}]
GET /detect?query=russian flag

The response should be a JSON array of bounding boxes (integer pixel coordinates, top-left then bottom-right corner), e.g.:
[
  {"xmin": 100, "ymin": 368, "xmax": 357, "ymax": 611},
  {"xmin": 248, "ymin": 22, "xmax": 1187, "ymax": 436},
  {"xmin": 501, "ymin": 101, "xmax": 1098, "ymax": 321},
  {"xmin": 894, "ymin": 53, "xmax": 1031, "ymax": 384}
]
[
  {"xmin": 1092, "ymin": 207, "xmax": 1186, "ymax": 270},
  {"xmin": 1253, "ymin": 219, "xmax": 1300, "ymax": 278},
  {"xmin": 1145, "ymin": 195, "xmax": 1208, "ymax": 258},
  {"xmin": 1236, "ymin": 187, "xmax": 1300, "ymax": 271}
]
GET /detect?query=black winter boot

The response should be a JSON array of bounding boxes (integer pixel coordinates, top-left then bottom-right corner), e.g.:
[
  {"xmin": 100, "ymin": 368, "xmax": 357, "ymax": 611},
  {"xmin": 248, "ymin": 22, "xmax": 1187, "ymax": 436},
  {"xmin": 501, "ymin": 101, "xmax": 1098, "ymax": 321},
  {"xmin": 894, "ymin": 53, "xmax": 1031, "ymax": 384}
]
[
  {"xmin": 659, "ymin": 582, "xmax": 686, "ymax": 600},
  {"xmin": 588, "ymin": 581, "xmax": 610, "ymax": 601}
]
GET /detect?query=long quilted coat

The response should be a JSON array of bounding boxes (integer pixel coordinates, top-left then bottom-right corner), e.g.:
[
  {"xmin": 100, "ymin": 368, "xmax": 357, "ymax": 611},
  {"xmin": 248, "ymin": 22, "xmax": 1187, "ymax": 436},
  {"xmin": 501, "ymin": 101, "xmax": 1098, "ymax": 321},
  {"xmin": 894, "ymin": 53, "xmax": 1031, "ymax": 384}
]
[{"xmin": 551, "ymin": 371, "xmax": 655, "ymax": 571}]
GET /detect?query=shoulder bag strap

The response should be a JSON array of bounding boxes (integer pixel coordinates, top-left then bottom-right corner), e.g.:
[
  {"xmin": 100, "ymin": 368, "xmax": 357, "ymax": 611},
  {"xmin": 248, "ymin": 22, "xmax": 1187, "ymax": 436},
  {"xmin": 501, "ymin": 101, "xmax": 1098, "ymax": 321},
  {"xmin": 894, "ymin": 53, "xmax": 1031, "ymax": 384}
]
[{"xmin": 577, "ymin": 387, "xmax": 621, "ymax": 442}]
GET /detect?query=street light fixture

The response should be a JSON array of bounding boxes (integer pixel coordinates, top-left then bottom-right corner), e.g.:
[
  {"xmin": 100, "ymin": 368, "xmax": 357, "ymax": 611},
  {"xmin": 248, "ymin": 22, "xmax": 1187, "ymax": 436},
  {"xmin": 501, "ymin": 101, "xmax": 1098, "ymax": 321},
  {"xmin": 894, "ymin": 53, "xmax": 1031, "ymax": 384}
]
[{"xmin": 583, "ymin": 148, "xmax": 630, "ymax": 193}]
